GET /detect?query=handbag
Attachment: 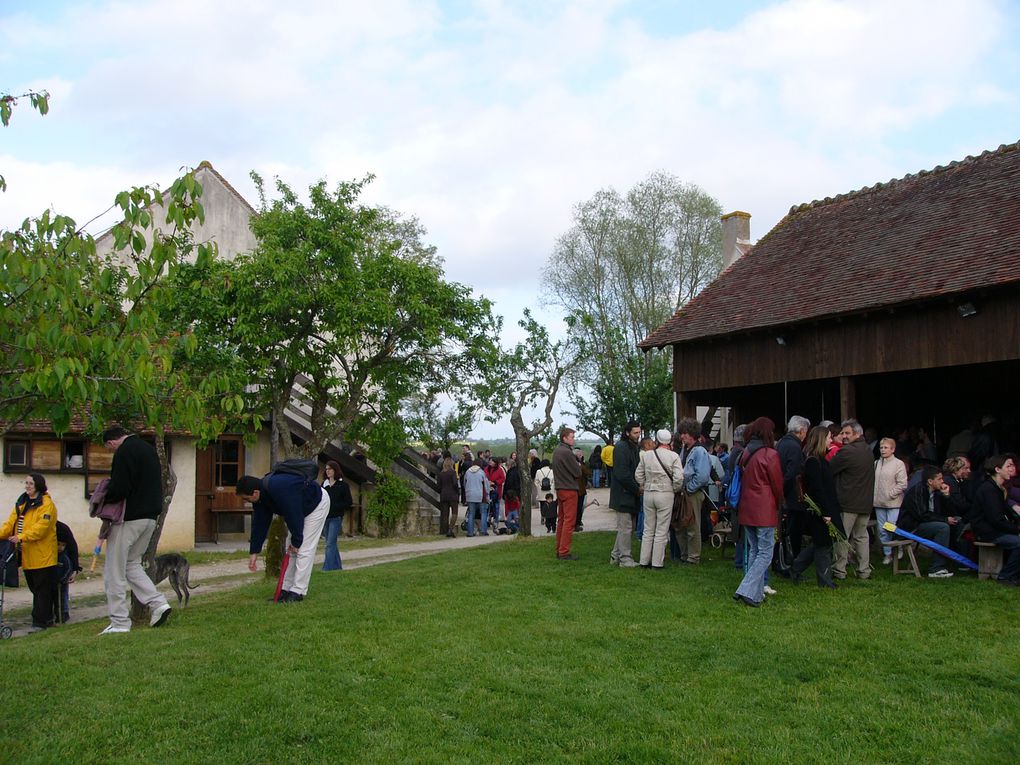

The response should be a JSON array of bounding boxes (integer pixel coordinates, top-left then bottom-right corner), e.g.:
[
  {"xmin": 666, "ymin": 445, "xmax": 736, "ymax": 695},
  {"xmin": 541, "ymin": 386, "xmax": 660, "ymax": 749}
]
[{"xmin": 653, "ymin": 449, "xmax": 695, "ymax": 529}]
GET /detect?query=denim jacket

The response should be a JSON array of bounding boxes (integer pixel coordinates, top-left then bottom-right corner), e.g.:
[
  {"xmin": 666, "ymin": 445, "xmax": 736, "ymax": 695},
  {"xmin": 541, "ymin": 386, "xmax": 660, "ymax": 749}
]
[{"xmin": 681, "ymin": 444, "xmax": 711, "ymax": 494}]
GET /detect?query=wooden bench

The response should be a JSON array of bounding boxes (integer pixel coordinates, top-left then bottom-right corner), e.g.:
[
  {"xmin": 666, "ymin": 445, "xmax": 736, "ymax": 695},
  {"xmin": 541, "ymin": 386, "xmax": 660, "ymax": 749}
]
[
  {"xmin": 973, "ymin": 541, "xmax": 1003, "ymax": 580},
  {"xmin": 889, "ymin": 539, "xmax": 920, "ymax": 578},
  {"xmin": 209, "ymin": 507, "xmax": 253, "ymax": 544}
]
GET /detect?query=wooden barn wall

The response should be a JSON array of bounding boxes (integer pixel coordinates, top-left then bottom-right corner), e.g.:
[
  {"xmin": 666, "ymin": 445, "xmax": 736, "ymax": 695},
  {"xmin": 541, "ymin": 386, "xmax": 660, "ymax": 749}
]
[{"xmin": 672, "ymin": 291, "xmax": 1020, "ymax": 392}]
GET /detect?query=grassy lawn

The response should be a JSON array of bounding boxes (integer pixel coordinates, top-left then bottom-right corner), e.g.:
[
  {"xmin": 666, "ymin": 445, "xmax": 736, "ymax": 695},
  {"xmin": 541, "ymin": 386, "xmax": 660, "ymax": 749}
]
[{"xmin": 6, "ymin": 531, "xmax": 1019, "ymax": 764}]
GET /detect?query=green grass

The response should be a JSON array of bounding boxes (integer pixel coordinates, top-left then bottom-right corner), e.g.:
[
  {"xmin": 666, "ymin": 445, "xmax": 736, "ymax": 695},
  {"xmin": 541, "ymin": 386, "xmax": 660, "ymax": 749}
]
[{"xmin": 6, "ymin": 532, "xmax": 1019, "ymax": 764}]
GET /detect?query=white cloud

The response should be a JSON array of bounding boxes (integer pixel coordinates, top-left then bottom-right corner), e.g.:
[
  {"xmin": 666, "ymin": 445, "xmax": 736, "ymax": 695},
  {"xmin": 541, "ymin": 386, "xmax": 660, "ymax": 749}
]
[{"xmin": 3, "ymin": 0, "xmax": 1017, "ymax": 437}]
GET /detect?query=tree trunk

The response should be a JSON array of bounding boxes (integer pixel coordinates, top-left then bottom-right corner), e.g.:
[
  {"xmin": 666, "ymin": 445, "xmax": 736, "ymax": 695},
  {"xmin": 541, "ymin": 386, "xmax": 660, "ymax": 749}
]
[{"xmin": 515, "ymin": 431, "xmax": 533, "ymax": 536}]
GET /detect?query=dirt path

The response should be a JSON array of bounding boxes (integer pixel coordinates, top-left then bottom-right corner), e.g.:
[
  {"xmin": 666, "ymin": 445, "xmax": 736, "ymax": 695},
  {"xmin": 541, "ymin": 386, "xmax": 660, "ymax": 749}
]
[{"xmin": 2, "ymin": 489, "xmax": 616, "ymax": 639}]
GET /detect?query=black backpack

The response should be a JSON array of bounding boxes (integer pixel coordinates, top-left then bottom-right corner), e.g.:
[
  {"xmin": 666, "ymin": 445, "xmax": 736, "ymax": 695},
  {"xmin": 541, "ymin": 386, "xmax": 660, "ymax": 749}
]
[
  {"xmin": 270, "ymin": 458, "xmax": 319, "ymax": 480},
  {"xmin": 266, "ymin": 458, "xmax": 322, "ymax": 513},
  {"xmin": 540, "ymin": 472, "xmax": 552, "ymax": 492}
]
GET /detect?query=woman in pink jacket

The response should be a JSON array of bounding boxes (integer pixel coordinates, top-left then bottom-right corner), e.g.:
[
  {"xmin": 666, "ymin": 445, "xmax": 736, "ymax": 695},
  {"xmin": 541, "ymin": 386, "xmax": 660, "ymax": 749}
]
[{"xmin": 733, "ymin": 417, "xmax": 785, "ymax": 607}]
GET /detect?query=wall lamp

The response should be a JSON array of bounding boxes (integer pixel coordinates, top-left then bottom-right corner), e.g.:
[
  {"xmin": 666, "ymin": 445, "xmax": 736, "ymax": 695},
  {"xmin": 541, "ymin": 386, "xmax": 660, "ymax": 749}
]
[
  {"xmin": 776, "ymin": 335, "xmax": 787, "ymax": 346},
  {"xmin": 957, "ymin": 302, "xmax": 978, "ymax": 318}
]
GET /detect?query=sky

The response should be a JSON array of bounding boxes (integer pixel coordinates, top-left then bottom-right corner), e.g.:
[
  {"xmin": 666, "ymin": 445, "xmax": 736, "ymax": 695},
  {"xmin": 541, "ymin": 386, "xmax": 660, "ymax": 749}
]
[{"xmin": 3, "ymin": 0, "xmax": 1019, "ymax": 438}]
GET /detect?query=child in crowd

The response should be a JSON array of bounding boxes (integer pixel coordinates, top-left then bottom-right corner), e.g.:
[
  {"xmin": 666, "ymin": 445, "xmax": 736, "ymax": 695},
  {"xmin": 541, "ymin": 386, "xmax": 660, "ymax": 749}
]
[
  {"xmin": 55, "ymin": 521, "xmax": 80, "ymax": 624},
  {"xmin": 504, "ymin": 489, "xmax": 521, "ymax": 534},
  {"xmin": 540, "ymin": 493, "xmax": 557, "ymax": 533}
]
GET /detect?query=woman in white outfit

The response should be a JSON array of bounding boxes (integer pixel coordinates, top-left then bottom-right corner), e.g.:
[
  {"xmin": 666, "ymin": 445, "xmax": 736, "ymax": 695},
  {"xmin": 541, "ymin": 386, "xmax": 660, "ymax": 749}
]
[{"xmin": 636, "ymin": 429, "xmax": 685, "ymax": 568}]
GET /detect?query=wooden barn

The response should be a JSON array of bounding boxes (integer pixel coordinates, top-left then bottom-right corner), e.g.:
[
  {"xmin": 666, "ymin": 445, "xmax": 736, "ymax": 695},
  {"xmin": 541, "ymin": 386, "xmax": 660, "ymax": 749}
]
[{"xmin": 640, "ymin": 141, "xmax": 1020, "ymax": 449}]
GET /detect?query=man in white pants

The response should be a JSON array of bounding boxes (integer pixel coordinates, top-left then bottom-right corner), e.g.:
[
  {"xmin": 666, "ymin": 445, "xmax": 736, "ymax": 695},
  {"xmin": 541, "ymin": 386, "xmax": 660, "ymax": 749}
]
[
  {"xmin": 238, "ymin": 470, "xmax": 330, "ymax": 602},
  {"xmin": 99, "ymin": 426, "xmax": 173, "ymax": 634}
]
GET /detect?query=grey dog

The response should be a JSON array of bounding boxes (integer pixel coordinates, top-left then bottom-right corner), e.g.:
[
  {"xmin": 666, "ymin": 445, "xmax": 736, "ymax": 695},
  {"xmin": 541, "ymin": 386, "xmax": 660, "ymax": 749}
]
[{"xmin": 147, "ymin": 553, "xmax": 200, "ymax": 606}]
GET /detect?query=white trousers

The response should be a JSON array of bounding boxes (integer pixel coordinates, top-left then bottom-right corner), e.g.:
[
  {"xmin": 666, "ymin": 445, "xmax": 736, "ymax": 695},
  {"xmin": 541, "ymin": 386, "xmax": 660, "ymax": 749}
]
[
  {"xmin": 639, "ymin": 491, "xmax": 674, "ymax": 567},
  {"xmin": 104, "ymin": 518, "xmax": 169, "ymax": 629},
  {"xmin": 282, "ymin": 491, "xmax": 330, "ymax": 596}
]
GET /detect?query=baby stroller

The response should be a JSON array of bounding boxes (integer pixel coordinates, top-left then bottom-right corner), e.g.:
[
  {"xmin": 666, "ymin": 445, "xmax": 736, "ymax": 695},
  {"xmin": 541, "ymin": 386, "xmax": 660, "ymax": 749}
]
[{"xmin": 0, "ymin": 547, "xmax": 16, "ymax": 639}]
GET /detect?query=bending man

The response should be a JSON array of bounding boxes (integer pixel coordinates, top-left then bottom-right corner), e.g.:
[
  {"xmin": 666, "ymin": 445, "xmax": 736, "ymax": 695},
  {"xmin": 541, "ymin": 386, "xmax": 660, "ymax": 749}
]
[{"xmin": 238, "ymin": 469, "xmax": 330, "ymax": 602}]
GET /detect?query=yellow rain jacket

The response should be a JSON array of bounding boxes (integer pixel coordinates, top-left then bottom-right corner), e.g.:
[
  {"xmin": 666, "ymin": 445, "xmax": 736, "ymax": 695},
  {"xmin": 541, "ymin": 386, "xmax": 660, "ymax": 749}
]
[{"xmin": 0, "ymin": 492, "xmax": 58, "ymax": 570}]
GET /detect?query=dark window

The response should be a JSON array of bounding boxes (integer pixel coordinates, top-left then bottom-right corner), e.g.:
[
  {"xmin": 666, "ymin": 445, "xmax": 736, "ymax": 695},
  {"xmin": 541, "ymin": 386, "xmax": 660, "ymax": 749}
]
[{"xmin": 5, "ymin": 441, "xmax": 28, "ymax": 468}]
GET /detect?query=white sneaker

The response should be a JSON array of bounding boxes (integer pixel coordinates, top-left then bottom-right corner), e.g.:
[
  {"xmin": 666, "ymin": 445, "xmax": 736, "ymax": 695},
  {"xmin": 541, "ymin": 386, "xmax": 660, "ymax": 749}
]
[
  {"xmin": 928, "ymin": 569, "xmax": 954, "ymax": 578},
  {"xmin": 150, "ymin": 603, "xmax": 172, "ymax": 627},
  {"xmin": 619, "ymin": 559, "xmax": 639, "ymax": 568},
  {"xmin": 763, "ymin": 585, "xmax": 777, "ymax": 596},
  {"xmin": 882, "ymin": 554, "xmax": 893, "ymax": 565},
  {"xmin": 897, "ymin": 547, "xmax": 904, "ymax": 560},
  {"xmin": 99, "ymin": 625, "xmax": 130, "ymax": 635}
]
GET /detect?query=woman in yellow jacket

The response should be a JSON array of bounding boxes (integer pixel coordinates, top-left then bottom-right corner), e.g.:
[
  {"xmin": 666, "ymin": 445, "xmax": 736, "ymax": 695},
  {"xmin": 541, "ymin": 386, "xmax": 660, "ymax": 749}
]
[{"xmin": 1, "ymin": 473, "xmax": 58, "ymax": 632}]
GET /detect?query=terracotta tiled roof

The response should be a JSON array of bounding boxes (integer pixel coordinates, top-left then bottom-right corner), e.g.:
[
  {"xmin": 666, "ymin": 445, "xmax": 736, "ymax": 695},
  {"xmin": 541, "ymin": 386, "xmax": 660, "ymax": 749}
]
[{"xmin": 640, "ymin": 140, "xmax": 1020, "ymax": 348}]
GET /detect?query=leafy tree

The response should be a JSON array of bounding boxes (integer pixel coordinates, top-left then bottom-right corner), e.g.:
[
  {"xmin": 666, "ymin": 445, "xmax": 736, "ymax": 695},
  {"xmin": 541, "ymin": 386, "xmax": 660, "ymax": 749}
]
[
  {"xmin": 543, "ymin": 172, "xmax": 722, "ymax": 440},
  {"xmin": 479, "ymin": 311, "xmax": 581, "ymax": 535},
  {"xmin": 2, "ymin": 94, "xmax": 250, "ymax": 591},
  {"xmin": 2, "ymin": 173, "xmax": 252, "ymax": 568},
  {"xmin": 180, "ymin": 173, "xmax": 495, "ymax": 466},
  {"xmin": 403, "ymin": 393, "xmax": 476, "ymax": 453}
]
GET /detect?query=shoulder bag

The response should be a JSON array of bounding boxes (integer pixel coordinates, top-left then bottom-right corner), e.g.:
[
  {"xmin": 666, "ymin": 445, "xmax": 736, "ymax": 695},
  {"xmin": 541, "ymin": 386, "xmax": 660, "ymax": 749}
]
[{"xmin": 653, "ymin": 449, "xmax": 694, "ymax": 530}]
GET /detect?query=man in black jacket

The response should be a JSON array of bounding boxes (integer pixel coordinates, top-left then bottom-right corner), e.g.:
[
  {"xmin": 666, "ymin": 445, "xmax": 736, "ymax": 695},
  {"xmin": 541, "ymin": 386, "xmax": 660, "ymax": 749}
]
[
  {"xmin": 898, "ymin": 465, "xmax": 957, "ymax": 577},
  {"xmin": 98, "ymin": 425, "xmax": 172, "ymax": 635},
  {"xmin": 609, "ymin": 421, "xmax": 641, "ymax": 568}
]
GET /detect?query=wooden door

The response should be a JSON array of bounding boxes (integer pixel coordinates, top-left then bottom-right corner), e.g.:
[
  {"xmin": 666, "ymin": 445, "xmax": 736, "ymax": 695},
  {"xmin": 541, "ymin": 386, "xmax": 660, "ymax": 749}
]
[{"xmin": 194, "ymin": 436, "xmax": 246, "ymax": 542}]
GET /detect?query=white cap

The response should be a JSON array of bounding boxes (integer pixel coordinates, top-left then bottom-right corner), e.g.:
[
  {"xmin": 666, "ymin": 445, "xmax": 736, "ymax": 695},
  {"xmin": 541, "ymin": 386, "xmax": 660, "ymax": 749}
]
[{"xmin": 656, "ymin": 429, "xmax": 672, "ymax": 444}]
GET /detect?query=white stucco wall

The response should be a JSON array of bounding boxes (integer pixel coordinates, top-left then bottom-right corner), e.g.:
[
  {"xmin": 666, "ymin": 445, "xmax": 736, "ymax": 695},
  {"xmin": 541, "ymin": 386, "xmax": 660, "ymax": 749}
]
[
  {"xmin": 94, "ymin": 163, "xmax": 257, "ymax": 265},
  {"xmin": 246, "ymin": 430, "xmax": 272, "ymax": 477}
]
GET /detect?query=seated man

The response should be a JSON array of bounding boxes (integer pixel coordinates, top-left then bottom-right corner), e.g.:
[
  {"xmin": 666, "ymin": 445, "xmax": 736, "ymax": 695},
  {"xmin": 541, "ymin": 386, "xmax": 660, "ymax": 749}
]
[
  {"xmin": 897, "ymin": 465, "xmax": 959, "ymax": 578},
  {"xmin": 237, "ymin": 470, "xmax": 330, "ymax": 602}
]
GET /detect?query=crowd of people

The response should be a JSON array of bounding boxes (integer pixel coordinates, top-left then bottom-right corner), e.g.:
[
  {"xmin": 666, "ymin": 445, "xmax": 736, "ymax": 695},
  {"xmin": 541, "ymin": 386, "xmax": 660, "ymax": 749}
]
[
  {"xmin": 420, "ymin": 412, "xmax": 1020, "ymax": 608},
  {"xmin": 599, "ymin": 414, "xmax": 1020, "ymax": 607}
]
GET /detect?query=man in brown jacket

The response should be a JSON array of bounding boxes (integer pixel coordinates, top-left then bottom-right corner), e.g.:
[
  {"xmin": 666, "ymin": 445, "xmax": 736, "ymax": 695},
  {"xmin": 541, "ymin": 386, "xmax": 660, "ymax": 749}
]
[
  {"xmin": 830, "ymin": 419, "xmax": 876, "ymax": 580},
  {"xmin": 552, "ymin": 427, "xmax": 581, "ymax": 560}
]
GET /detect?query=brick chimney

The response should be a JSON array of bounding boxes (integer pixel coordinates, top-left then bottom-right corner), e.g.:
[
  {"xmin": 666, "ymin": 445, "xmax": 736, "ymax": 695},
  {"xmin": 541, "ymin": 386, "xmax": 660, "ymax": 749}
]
[{"xmin": 721, "ymin": 211, "xmax": 751, "ymax": 270}]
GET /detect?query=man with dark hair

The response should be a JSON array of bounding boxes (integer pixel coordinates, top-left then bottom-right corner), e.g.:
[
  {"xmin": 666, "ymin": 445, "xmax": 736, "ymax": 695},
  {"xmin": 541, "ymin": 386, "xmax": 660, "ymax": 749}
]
[
  {"xmin": 898, "ymin": 465, "xmax": 957, "ymax": 577},
  {"xmin": 609, "ymin": 421, "xmax": 642, "ymax": 567},
  {"xmin": 677, "ymin": 417, "xmax": 711, "ymax": 565},
  {"xmin": 552, "ymin": 427, "xmax": 581, "ymax": 560},
  {"xmin": 237, "ymin": 466, "xmax": 330, "ymax": 602},
  {"xmin": 98, "ymin": 425, "xmax": 172, "ymax": 634}
]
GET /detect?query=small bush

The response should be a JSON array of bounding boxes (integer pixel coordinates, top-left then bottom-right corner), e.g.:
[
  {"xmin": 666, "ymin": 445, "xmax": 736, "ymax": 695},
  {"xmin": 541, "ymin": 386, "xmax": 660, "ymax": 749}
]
[{"xmin": 365, "ymin": 471, "xmax": 415, "ymax": 536}]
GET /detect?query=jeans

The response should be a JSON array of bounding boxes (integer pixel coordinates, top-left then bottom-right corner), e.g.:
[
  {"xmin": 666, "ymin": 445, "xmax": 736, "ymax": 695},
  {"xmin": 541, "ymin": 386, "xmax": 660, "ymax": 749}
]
[
  {"xmin": 912, "ymin": 521, "xmax": 952, "ymax": 573},
  {"xmin": 874, "ymin": 507, "xmax": 900, "ymax": 556},
  {"xmin": 735, "ymin": 526, "xmax": 775, "ymax": 604},
  {"xmin": 635, "ymin": 495, "xmax": 645, "ymax": 539},
  {"xmin": 591, "ymin": 468, "xmax": 602, "ymax": 488},
  {"xmin": 323, "ymin": 516, "xmax": 343, "ymax": 571},
  {"xmin": 506, "ymin": 510, "xmax": 519, "ymax": 532},
  {"xmin": 992, "ymin": 534, "xmax": 1020, "ymax": 581},
  {"xmin": 467, "ymin": 501, "xmax": 487, "ymax": 535}
]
